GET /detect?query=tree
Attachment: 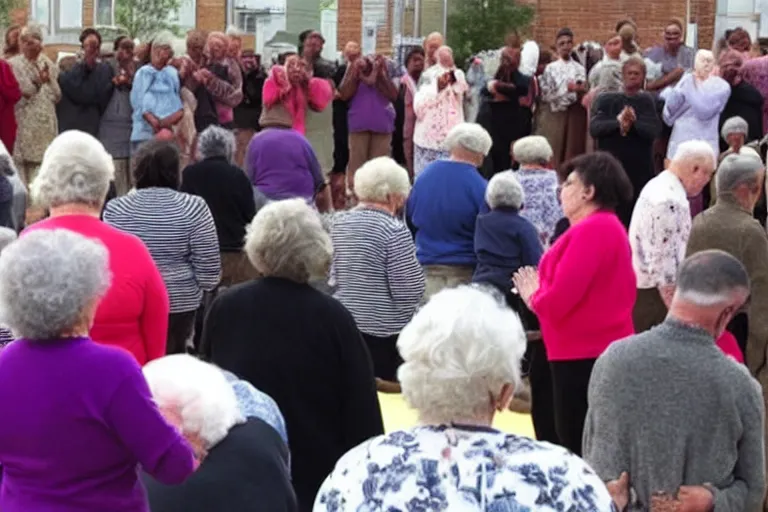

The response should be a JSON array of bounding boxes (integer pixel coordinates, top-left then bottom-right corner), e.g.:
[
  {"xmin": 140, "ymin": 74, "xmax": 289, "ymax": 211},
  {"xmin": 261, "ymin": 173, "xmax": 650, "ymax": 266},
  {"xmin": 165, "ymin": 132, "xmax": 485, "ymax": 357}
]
[
  {"xmin": 0, "ymin": 0, "xmax": 22, "ymax": 28},
  {"xmin": 115, "ymin": 0, "xmax": 186, "ymax": 40},
  {"xmin": 447, "ymin": 0, "xmax": 534, "ymax": 66}
]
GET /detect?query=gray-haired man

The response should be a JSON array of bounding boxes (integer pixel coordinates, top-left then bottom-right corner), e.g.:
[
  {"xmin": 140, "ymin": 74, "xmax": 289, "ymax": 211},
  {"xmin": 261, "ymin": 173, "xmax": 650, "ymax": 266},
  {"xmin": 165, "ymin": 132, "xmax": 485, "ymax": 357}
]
[{"xmin": 584, "ymin": 250, "xmax": 765, "ymax": 511}]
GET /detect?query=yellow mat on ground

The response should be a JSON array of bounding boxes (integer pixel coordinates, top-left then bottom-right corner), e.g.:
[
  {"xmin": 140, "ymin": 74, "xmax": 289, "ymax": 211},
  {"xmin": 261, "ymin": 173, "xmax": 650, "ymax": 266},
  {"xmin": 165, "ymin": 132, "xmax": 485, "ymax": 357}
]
[{"xmin": 378, "ymin": 393, "xmax": 535, "ymax": 437}]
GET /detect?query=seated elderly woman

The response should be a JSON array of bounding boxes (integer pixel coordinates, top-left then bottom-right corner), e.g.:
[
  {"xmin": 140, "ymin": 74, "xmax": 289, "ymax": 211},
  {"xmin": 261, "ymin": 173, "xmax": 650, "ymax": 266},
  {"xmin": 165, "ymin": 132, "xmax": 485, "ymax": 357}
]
[
  {"xmin": 513, "ymin": 151, "xmax": 636, "ymax": 456},
  {"xmin": 0, "ymin": 229, "xmax": 196, "ymax": 511},
  {"xmin": 472, "ymin": 171, "xmax": 543, "ymax": 309},
  {"xmin": 25, "ymin": 131, "xmax": 169, "ymax": 365},
  {"xmin": 181, "ymin": 126, "xmax": 258, "ymax": 288},
  {"xmin": 330, "ymin": 157, "xmax": 424, "ymax": 382},
  {"xmin": 141, "ymin": 355, "xmax": 297, "ymax": 512},
  {"xmin": 511, "ymin": 135, "xmax": 563, "ymax": 248},
  {"xmin": 201, "ymin": 198, "xmax": 384, "ymax": 510},
  {"xmin": 315, "ymin": 285, "xmax": 625, "ymax": 510},
  {"xmin": 104, "ymin": 140, "xmax": 221, "ymax": 355},
  {"xmin": 407, "ymin": 123, "xmax": 491, "ymax": 300}
]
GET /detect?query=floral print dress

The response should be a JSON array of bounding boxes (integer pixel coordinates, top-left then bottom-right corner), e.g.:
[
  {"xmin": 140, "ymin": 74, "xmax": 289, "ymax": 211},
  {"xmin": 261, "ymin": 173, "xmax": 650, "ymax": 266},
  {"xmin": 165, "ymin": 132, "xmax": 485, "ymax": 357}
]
[
  {"xmin": 315, "ymin": 425, "xmax": 617, "ymax": 511},
  {"xmin": 9, "ymin": 53, "xmax": 60, "ymax": 166}
]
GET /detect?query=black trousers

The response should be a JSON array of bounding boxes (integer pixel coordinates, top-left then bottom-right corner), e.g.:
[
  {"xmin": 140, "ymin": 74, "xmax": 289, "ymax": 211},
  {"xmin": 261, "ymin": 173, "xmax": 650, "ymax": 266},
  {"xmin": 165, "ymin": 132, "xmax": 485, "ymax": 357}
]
[
  {"xmin": 166, "ymin": 311, "xmax": 197, "ymax": 355},
  {"xmin": 528, "ymin": 340, "xmax": 559, "ymax": 445},
  {"xmin": 549, "ymin": 358, "xmax": 596, "ymax": 456},
  {"xmin": 361, "ymin": 333, "xmax": 402, "ymax": 382}
]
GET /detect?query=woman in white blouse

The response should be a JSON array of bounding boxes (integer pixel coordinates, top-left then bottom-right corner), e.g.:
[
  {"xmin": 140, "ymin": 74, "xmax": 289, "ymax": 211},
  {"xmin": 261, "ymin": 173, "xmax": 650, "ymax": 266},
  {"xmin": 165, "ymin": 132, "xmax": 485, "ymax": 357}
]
[
  {"xmin": 413, "ymin": 46, "xmax": 468, "ymax": 176},
  {"xmin": 315, "ymin": 285, "xmax": 626, "ymax": 511}
]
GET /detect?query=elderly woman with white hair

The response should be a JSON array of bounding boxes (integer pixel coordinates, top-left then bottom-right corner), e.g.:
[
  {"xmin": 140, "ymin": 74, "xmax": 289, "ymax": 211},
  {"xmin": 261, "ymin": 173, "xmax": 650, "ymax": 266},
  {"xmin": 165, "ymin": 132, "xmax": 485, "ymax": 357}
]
[
  {"xmin": 104, "ymin": 140, "xmax": 220, "ymax": 355},
  {"xmin": 315, "ymin": 285, "xmax": 624, "ymax": 511},
  {"xmin": 130, "ymin": 32, "xmax": 184, "ymax": 152},
  {"xmin": 0, "ymin": 229, "xmax": 196, "ymax": 511},
  {"xmin": 9, "ymin": 24, "xmax": 61, "ymax": 186},
  {"xmin": 413, "ymin": 45, "xmax": 469, "ymax": 175},
  {"xmin": 25, "ymin": 131, "xmax": 169, "ymax": 365},
  {"xmin": 202, "ymin": 198, "xmax": 384, "ymax": 511},
  {"xmin": 407, "ymin": 123, "xmax": 490, "ymax": 299},
  {"xmin": 511, "ymin": 135, "xmax": 563, "ymax": 248},
  {"xmin": 330, "ymin": 157, "xmax": 424, "ymax": 382},
  {"xmin": 662, "ymin": 49, "xmax": 731, "ymax": 216},
  {"xmin": 141, "ymin": 355, "xmax": 297, "ymax": 512},
  {"xmin": 181, "ymin": 126, "xmax": 258, "ymax": 287}
]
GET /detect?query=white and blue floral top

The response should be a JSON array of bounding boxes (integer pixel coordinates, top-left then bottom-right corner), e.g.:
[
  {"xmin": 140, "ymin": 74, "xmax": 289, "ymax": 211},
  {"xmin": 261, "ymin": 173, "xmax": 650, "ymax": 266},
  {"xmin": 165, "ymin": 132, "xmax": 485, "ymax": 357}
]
[{"xmin": 314, "ymin": 424, "xmax": 616, "ymax": 511}]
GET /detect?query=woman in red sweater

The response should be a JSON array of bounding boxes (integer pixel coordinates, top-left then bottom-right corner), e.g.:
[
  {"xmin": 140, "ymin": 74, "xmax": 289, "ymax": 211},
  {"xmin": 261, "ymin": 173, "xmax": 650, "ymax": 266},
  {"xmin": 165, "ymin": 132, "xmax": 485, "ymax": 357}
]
[
  {"xmin": 514, "ymin": 152, "xmax": 635, "ymax": 456},
  {"xmin": 0, "ymin": 58, "xmax": 21, "ymax": 153},
  {"xmin": 24, "ymin": 131, "xmax": 169, "ymax": 365}
]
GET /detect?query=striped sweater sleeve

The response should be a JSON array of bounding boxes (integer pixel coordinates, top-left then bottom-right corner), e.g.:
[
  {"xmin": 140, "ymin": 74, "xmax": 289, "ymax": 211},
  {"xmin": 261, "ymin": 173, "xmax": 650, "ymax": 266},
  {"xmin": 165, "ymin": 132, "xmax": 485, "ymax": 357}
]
[
  {"xmin": 385, "ymin": 224, "xmax": 425, "ymax": 306},
  {"xmin": 188, "ymin": 198, "xmax": 221, "ymax": 292}
]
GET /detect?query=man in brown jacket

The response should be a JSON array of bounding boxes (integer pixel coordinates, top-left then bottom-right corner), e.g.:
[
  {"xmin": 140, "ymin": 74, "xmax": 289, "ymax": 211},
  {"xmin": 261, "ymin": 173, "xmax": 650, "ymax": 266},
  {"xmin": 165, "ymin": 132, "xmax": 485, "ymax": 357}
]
[{"xmin": 686, "ymin": 151, "xmax": 768, "ymax": 510}]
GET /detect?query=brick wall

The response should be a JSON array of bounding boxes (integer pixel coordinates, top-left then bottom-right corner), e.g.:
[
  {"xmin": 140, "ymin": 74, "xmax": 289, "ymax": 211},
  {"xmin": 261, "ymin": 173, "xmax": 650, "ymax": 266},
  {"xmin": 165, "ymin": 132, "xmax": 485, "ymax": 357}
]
[
  {"xmin": 196, "ymin": 0, "xmax": 227, "ymax": 33},
  {"xmin": 338, "ymin": 0, "xmax": 362, "ymax": 48},
  {"xmin": 82, "ymin": 0, "xmax": 94, "ymax": 26},
  {"xmin": 529, "ymin": 0, "xmax": 716, "ymax": 52}
]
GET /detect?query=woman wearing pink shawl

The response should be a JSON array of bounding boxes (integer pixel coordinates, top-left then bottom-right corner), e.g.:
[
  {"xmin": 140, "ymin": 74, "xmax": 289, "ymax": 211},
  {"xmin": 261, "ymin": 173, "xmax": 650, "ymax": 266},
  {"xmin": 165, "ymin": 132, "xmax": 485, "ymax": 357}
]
[
  {"xmin": 662, "ymin": 49, "xmax": 731, "ymax": 216},
  {"xmin": 261, "ymin": 55, "xmax": 332, "ymax": 135}
]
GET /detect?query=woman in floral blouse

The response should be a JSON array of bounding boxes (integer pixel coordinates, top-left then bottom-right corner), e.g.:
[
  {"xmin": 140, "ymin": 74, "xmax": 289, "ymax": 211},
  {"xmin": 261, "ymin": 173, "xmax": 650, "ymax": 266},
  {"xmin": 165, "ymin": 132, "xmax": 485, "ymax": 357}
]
[
  {"xmin": 413, "ymin": 46, "xmax": 468, "ymax": 176},
  {"xmin": 9, "ymin": 25, "xmax": 61, "ymax": 186},
  {"xmin": 315, "ymin": 285, "xmax": 626, "ymax": 512}
]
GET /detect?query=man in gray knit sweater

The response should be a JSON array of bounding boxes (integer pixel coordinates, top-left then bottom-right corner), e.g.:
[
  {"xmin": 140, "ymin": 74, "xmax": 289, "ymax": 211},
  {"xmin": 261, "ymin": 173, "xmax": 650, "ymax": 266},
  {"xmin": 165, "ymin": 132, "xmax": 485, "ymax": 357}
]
[{"xmin": 583, "ymin": 250, "xmax": 766, "ymax": 511}]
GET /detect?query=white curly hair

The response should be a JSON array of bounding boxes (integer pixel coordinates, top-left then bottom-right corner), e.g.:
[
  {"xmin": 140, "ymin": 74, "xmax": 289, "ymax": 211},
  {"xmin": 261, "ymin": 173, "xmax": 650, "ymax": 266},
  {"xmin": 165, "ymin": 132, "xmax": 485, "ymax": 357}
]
[
  {"xmin": 0, "ymin": 229, "xmax": 111, "ymax": 340},
  {"xmin": 354, "ymin": 157, "xmax": 411, "ymax": 203},
  {"xmin": 245, "ymin": 198, "xmax": 332, "ymax": 283},
  {"xmin": 397, "ymin": 285, "xmax": 526, "ymax": 424},
  {"xmin": 143, "ymin": 355, "xmax": 245, "ymax": 448},
  {"xmin": 31, "ymin": 131, "xmax": 114, "ymax": 209}
]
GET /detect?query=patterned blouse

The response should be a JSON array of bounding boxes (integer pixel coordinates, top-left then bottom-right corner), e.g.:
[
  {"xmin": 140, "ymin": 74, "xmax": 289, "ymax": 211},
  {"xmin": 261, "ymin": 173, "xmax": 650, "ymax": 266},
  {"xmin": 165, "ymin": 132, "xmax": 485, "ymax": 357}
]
[
  {"xmin": 315, "ymin": 425, "xmax": 617, "ymax": 511},
  {"xmin": 221, "ymin": 370, "xmax": 288, "ymax": 445},
  {"xmin": 539, "ymin": 58, "xmax": 586, "ymax": 113},
  {"xmin": 628, "ymin": 170, "xmax": 691, "ymax": 289},
  {"xmin": 515, "ymin": 168, "xmax": 564, "ymax": 250},
  {"xmin": 9, "ymin": 53, "xmax": 61, "ymax": 163},
  {"xmin": 413, "ymin": 68, "xmax": 468, "ymax": 150}
]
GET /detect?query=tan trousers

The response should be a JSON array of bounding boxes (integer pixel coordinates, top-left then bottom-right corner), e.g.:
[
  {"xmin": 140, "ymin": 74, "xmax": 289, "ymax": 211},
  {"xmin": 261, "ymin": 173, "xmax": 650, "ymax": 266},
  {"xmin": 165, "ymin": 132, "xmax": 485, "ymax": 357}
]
[
  {"xmin": 234, "ymin": 128, "xmax": 255, "ymax": 169},
  {"xmin": 423, "ymin": 265, "xmax": 474, "ymax": 302},
  {"xmin": 347, "ymin": 131, "xmax": 392, "ymax": 193},
  {"xmin": 534, "ymin": 103, "xmax": 588, "ymax": 168},
  {"xmin": 113, "ymin": 158, "xmax": 132, "ymax": 196}
]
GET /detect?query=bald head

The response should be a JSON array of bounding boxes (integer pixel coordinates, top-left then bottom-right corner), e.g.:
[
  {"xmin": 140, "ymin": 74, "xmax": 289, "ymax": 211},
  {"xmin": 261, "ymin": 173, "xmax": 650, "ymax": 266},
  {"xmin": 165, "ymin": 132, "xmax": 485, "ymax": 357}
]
[{"xmin": 424, "ymin": 32, "xmax": 444, "ymax": 65}]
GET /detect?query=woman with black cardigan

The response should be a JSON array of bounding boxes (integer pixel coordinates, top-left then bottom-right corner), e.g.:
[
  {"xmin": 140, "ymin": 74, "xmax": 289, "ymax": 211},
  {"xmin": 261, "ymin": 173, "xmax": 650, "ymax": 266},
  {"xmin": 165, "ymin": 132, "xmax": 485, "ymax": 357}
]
[{"xmin": 201, "ymin": 198, "xmax": 384, "ymax": 511}]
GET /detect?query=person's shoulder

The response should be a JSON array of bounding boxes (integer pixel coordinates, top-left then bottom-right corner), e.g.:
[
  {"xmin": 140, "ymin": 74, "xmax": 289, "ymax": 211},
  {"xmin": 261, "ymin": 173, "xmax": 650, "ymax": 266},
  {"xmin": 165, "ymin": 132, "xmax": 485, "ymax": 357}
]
[{"xmin": 76, "ymin": 338, "xmax": 144, "ymax": 378}]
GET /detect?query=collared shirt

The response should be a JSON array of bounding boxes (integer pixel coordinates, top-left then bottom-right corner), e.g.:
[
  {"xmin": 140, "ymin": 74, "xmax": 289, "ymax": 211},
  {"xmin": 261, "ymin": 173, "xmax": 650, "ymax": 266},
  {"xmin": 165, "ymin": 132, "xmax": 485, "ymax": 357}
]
[
  {"xmin": 629, "ymin": 170, "xmax": 691, "ymax": 289},
  {"xmin": 539, "ymin": 58, "xmax": 586, "ymax": 112}
]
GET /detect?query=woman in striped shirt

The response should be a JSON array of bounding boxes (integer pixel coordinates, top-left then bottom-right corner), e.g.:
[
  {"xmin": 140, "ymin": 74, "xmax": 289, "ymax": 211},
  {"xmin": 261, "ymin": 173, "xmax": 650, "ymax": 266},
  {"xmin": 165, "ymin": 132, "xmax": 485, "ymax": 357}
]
[
  {"xmin": 330, "ymin": 157, "xmax": 425, "ymax": 382},
  {"xmin": 104, "ymin": 140, "xmax": 221, "ymax": 355}
]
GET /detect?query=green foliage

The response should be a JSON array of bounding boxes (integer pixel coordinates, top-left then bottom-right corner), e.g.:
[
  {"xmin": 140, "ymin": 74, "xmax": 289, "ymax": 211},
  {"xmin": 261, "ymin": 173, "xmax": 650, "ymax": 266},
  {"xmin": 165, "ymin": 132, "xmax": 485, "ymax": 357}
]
[
  {"xmin": 115, "ymin": 0, "xmax": 186, "ymax": 40},
  {"xmin": 447, "ymin": 0, "xmax": 534, "ymax": 66},
  {"xmin": 0, "ymin": 0, "xmax": 22, "ymax": 28}
]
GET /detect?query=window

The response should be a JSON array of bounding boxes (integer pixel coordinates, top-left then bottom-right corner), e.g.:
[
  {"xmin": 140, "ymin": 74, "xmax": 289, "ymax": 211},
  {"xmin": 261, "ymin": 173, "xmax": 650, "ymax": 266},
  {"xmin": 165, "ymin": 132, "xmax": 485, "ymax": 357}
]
[
  {"xmin": 173, "ymin": 0, "xmax": 197, "ymax": 29},
  {"xmin": 95, "ymin": 0, "xmax": 115, "ymax": 26},
  {"xmin": 237, "ymin": 12, "xmax": 258, "ymax": 33},
  {"xmin": 29, "ymin": 0, "xmax": 83, "ymax": 43}
]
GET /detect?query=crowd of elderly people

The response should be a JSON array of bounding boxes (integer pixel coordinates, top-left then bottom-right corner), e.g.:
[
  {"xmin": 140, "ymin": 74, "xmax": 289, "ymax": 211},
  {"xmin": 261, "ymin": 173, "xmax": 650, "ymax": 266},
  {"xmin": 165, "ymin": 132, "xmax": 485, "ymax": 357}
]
[{"xmin": 3, "ymin": 15, "xmax": 768, "ymax": 512}]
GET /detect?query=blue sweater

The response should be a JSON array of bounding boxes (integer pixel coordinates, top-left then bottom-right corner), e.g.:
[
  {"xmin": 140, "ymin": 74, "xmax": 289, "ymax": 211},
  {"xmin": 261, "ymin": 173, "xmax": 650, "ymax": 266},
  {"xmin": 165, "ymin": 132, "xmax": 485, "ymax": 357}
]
[
  {"xmin": 407, "ymin": 160, "xmax": 487, "ymax": 266},
  {"xmin": 472, "ymin": 208, "xmax": 544, "ymax": 292}
]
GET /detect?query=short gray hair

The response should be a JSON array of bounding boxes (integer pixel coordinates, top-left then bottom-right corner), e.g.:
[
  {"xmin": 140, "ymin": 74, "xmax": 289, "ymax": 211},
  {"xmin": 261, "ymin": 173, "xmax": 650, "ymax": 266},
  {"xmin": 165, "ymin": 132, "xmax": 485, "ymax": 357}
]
[
  {"xmin": 0, "ymin": 229, "xmax": 111, "ymax": 340},
  {"xmin": 672, "ymin": 139, "xmax": 717, "ymax": 169},
  {"xmin": 354, "ymin": 157, "xmax": 411, "ymax": 202},
  {"xmin": 244, "ymin": 198, "xmax": 332, "ymax": 283},
  {"xmin": 398, "ymin": 285, "xmax": 526, "ymax": 424},
  {"xmin": 676, "ymin": 250, "xmax": 750, "ymax": 306},
  {"xmin": 512, "ymin": 136, "xmax": 553, "ymax": 166},
  {"xmin": 152, "ymin": 30, "xmax": 176, "ymax": 49},
  {"xmin": 716, "ymin": 151, "xmax": 765, "ymax": 195},
  {"xmin": 443, "ymin": 123, "xmax": 493, "ymax": 157},
  {"xmin": 486, "ymin": 171, "xmax": 524, "ymax": 209},
  {"xmin": 721, "ymin": 116, "xmax": 749, "ymax": 141},
  {"xmin": 31, "ymin": 131, "xmax": 114, "ymax": 209},
  {"xmin": 197, "ymin": 125, "xmax": 236, "ymax": 163},
  {"xmin": 143, "ymin": 355, "xmax": 245, "ymax": 448},
  {"xmin": 20, "ymin": 25, "xmax": 43, "ymax": 42}
]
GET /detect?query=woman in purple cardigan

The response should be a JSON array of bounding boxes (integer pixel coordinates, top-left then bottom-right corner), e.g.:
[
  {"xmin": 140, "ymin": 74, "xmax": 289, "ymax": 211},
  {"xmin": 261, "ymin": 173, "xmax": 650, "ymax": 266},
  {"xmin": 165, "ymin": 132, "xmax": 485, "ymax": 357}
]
[{"xmin": 0, "ymin": 229, "xmax": 197, "ymax": 512}]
